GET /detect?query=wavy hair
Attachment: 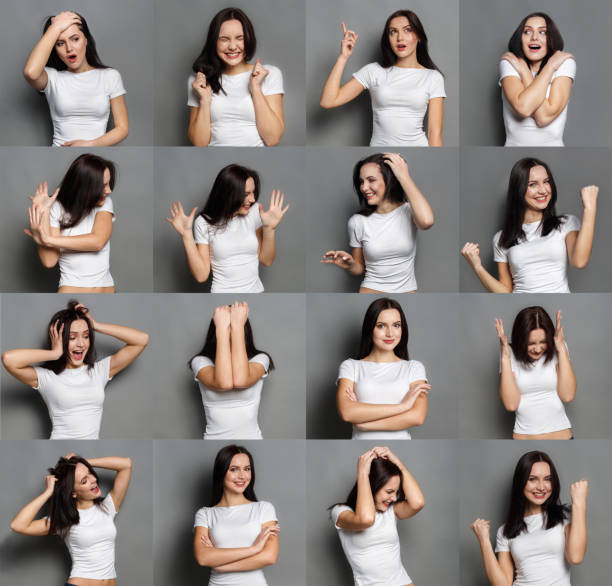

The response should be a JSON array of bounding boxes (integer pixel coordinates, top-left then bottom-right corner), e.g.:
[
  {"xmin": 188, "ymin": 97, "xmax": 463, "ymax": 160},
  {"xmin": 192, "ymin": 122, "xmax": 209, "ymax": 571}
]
[
  {"xmin": 209, "ymin": 445, "xmax": 257, "ymax": 506},
  {"xmin": 508, "ymin": 12, "xmax": 564, "ymax": 73},
  {"xmin": 353, "ymin": 153, "xmax": 406, "ymax": 217},
  {"xmin": 357, "ymin": 297, "xmax": 409, "ymax": 360}
]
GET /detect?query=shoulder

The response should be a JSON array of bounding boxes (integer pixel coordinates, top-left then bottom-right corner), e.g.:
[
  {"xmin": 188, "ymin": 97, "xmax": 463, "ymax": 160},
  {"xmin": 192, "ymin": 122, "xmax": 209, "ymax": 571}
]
[
  {"xmin": 405, "ymin": 359, "xmax": 425, "ymax": 372},
  {"xmin": 492, "ymin": 230, "xmax": 504, "ymax": 247},
  {"xmin": 193, "ymin": 214, "xmax": 208, "ymax": 229},
  {"xmin": 100, "ymin": 492, "xmax": 117, "ymax": 516},
  {"xmin": 499, "ymin": 59, "xmax": 519, "ymax": 79},
  {"xmin": 348, "ymin": 213, "xmax": 365, "ymax": 228},
  {"xmin": 331, "ymin": 504, "xmax": 352, "ymax": 527},
  {"xmin": 94, "ymin": 356, "xmax": 112, "ymax": 380},
  {"xmin": 194, "ymin": 506, "xmax": 212, "ymax": 527},
  {"xmin": 262, "ymin": 64, "xmax": 284, "ymax": 93},
  {"xmin": 95, "ymin": 197, "xmax": 114, "ymax": 215},
  {"xmin": 495, "ymin": 524, "xmax": 510, "ymax": 550},
  {"xmin": 560, "ymin": 214, "xmax": 580, "ymax": 233},
  {"xmin": 191, "ymin": 355, "xmax": 213, "ymax": 374},
  {"xmin": 553, "ymin": 57, "xmax": 576, "ymax": 80},
  {"xmin": 256, "ymin": 500, "xmax": 278, "ymax": 521},
  {"xmin": 250, "ymin": 353, "xmax": 270, "ymax": 370},
  {"xmin": 353, "ymin": 62, "xmax": 385, "ymax": 86}
]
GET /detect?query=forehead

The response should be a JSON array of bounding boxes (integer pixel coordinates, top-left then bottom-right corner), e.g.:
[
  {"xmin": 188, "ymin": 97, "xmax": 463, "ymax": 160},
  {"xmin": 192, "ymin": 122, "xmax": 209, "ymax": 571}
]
[
  {"xmin": 529, "ymin": 461, "xmax": 551, "ymax": 476},
  {"xmin": 69, "ymin": 319, "xmax": 89, "ymax": 335},
  {"xmin": 380, "ymin": 475, "xmax": 401, "ymax": 490},
  {"xmin": 219, "ymin": 19, "xmax": 244, "ymax": 37},
  {"xmin": 528, "ymin": 165, "xmax": 548, "ymax": 181},
  {"xmin": 74, "ymin": 462, "xmax": 90, "ymax": 480},
  {"xmin": 360, "ymin": 162, "xmax": 383, "ymax": 179},
  {"xmin": 229, "ymin": 453, "xmax": 250, "ymax": 468},
  {"xmin": 524, "ymin": 16, "xmax": 547, "ymax": 29},
  {"xmin": 528, "ymin": 328, "xmax": 546, "ymax": 342},
  {"xmin": 244, "ymin": 177, "xmax": 255, "ymax": 191},
  {"xmin": 376, "ymin": 308, "xmax": 401, "ymax": 323},
  {"xmin": 103, "ymin": 168, "xmax": 111, "ymax": 183},
  {"xmin": 389, "ymin": 16, "xmax": 411, "ymax": 30},
  {"xmin": 57, "ymin": 24, "xmax": 83, "ymax": 42}
]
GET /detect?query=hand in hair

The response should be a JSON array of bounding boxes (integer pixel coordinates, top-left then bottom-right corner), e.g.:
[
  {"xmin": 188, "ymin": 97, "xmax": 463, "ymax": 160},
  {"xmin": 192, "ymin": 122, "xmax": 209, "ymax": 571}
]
[
  {"xmin": 192, "ymin": 72, "xmax": 212, "ymax": 105},
  {"xmin": 213, "ymin": 305, "xmax": 232, "ymax": 332},
  {"xmin": 50, "ymin": 11, "xmax": 82, "ymax": 34},
  {"xmin": 570, "ymin": 479, "xmax": 588, "ymax": 506},
  {"xmin": 259, "ymin": 191, "xmax": 289, "ymax": 230},
  {"xmin": 48, "ymin": 320, "xmax": 65, "ymax": 360},
  {"xmin": 166, "ymin": 201, "xmax": 197, "ymax": 238},
  {"xmin": 340, "ymin": 22, "xmax": 359, "ymax": 59},
  {"xmin": 579, "ymin": 185, "xmax": 598, "ymax": 212},
  {"xmin": 382, "ymin": 153, "xmax": 410, "ymax": 183},
  {"xmin": 471, "ymin": 518, "xmax": 491, "ymax": 541},
  {"xmin": 44, "ymin": 474, "xmax": 58, "ymax": 496},
  {"xmin": 495, "ymin": 318, "xmax": 511, "ymax": 359},
  {"xmin": 357, "ymin": 449, "xmax": 377, "ymax": 476},
  {"xmin": 461, "ymin": 242, "xmax": 483, "ymax": 270},
  {"xmin": 230, "ymin": 301, "xmax": 249, "ymax": 328},
  {"xmin": 401, "ymin": 380, "xmax": 430, "ymax": 410},
  {"xmin": 370, "ymin": 446, "xmax": 401, "ymax": 468},
  {"xmin": 248, "ymin": 59, "xmax": 270, "ymax": 93},
  {"xmin": 74, "ymin": 303, "xmax": 96, "ymax": 328}
]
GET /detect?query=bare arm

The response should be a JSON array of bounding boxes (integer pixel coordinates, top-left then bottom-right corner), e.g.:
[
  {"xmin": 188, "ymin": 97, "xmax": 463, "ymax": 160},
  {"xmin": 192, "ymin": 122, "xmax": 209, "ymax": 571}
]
[
  {"xmin": 214, "ymin": 521, "xmax": 279, "ymax": 572},
  {"xmin": 461, "ymin": 243, "xmax": 513, "ymax": 293},
  {"xmin": 553, "ymin": 311, "xmax": 576, "ymax": 403},
  {"xmin": 258, "ymin": 191, "xmax": 289, "ymax": 267},
  {"xmin": 65, "ymin": 95, "xmax": 129, "ymax": 147},
  {"xmin": 354, "ymin": 392, "xmax": 428, "ymax": 431},
  {"xmin": 321, "ymin": 247, "xmax": 365, "ymax": 276},
  {"xmin": 566, "ymin": 186, "xmax": 598, "ymax": 269},
  {"xmin": 86, "ymin": 456, "xmax": 132, "ymax": 510},
  {"xmin": 40, "ymin": 211, "xmax": 113, "ymax": 252},
  {"xmin": 10, "ymin": 476, "xmax": 55, "ymax": 536},
  {"xmin": 496, "ymin": 319, "xmax": 520, "ymax": 411},
  {"xmin": 427, "ymin": 97, "xmax": 444, "ymax": 147},
  {"xmin": 336, "ymin": 450, "xmax": 377, "ymax": 531},
  {"xmin": 196, "ymin": 306, "xmax": 233, "ymax": 391},
  {"xmin": 188, "ymin": 73, "xmax": 212, "ymax": 146},
  {"xmin": 565, "ymin": 480, "xmax": 588, "ymax": 565},
  {"xmin": 471, "ymin": 519, "xmax": 514, "ymax": 586},
  {"xmin": 377, "ymin": 448, "xmax": 425, "ymax": 519},
  {"xmin": 229, "ymin": 302, "xmax": 267, "ymax": 389},
  {"xmin": 249, "ymin": 60, "xmax": 284, "ymax": 146}
]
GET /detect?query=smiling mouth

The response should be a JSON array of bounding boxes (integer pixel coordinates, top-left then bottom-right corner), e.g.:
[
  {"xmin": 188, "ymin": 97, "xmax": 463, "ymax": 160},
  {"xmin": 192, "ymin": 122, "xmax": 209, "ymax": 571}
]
[{"xmin": 225, "ymin": 51, "xmax": 241, "ymax": 59}]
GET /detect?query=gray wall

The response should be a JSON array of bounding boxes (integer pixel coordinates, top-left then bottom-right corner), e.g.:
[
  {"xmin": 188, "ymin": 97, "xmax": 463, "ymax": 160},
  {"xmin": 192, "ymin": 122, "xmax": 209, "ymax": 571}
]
[
  {"xmin": 460, "ymin": 440, "xmax": 612, "ymax": 585},
  {"xmin": 154, "ymin": 440, "xmax": 306, "ymax": 586},
  {"xmin": 154, "ymin": 0, "xmax": 306, "ymax": 145},
  {"xmin": 305, "ymin": 147, "xmax": 459, "ymax": 292},
  {"xmin": 307, "ymin": 0, "xmax": 459, "ymax": 146},
  {"xmin": 153, "ymin": 147, "xmax": 305, "ymax": 293},
  {"xmin": 151, "ymin": 294, "xmax": 306, "ymax": 439},
  {"xmin": 0, "ymin": 147, "xmax": 154, "ymax": 292},
  {"xmin": 306, "ymin": 294, "xmax": 459, "ymax": 439},
  {"xmin": 460, "ymin": 0, "xmax": 612, "ymax": 146},
  {"xmin": 307, "ymin": 440, "xmax": 459, "ymax": 586},
  {"xmin": 1, "ymin": 294, "xmax": 156, "ymax": 439},
  {"xmin": 0, "ymin": 440, "xmax": 153, "ymax": 585},
  {"xmin": 0, "ymin": 0, "xmax": 154, "ymax": 146},
  {"xmin": 460, "ymin": 148, "xmax": 612, "ymax": 292}
]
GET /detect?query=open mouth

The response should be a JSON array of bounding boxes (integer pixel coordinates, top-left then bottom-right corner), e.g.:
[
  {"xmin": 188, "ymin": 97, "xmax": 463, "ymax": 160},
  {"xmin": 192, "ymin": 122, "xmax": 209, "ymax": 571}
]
[
  {"xmin": 67, "ymin": 54, "xmax": 78, "ymax": 63},
  {"xmin": 532, "ymin": 491, "xmax": 548, "ymax": 499},
  {"xmin": 396, "ymin": 44, "xmax": 407, "ymax": 50},
  {"xmin": 91, "ymin": 485, "xmax": 99, "ymax": 494},
  {"xmin": 225, "ymin": 51, "xmax": 242, "ymax": 60},
  {"xmin": 71, "ymin": 350, "xmax": 85, "ymax": 361},
  {"xmin": 528, "ymin": 44, "xmax": 542, "ymax": 51}
]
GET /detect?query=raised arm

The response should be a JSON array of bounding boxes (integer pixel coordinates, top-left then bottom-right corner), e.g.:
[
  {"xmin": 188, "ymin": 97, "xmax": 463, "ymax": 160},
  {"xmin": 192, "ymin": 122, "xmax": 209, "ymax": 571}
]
[
  {"xmin": 566, "ymin": 186, "xmax": 598, "ymax": 269},
  {"xmin": 258, "ymin": 191, "xmax": 289, "ymax": 266},
  {"xmin": 565, "ymin": 479, "xmax": 588, "ymax": 565},
  {"xmin": 24, "ymin": 182, "xmax": 60, "ymax": 267},
  {"xmin": 471, "ymin": 519, "xmax": 514, "ymax": 586},
  {"xmin": 461, "ymin": 243, "xmax": 513, "ymax": 293},
  {"xmin": 553, "ymin": 311, "xmax": 576, "ymax": 403},
  {"xmin": 249, "ymin": 60, "xmax": 284, "ymax": 146},
  {"xmin": 336, "ymin": 449, "xmax": 377, "ymax": 531},
  {"xmin": 10, "ymin": 475, "xmax": 54, "ymax": 536},
  {"xmin": 63, "ymin": 96, "xmax": 129, "ymax": 147},
  {"xmin": 321, "ymin": 248, "xmax": 365, "ymax": 276},
  {"xmin": 86, "ymin": 456, "xmax": 132, "ymax": 510},
  {"xmin": 188, "ymin": 73, "xmax": 212, "ymax": 146},
  {"xmin": 196, "ymin": 306, "xmax": 234, "ymax": 391},
  {"xmin": 229, "ymin": 302, "xmax": 266, "ymax": 389},
  {"xmin": 496, "ymin": 319, "xmax": 520, "ymax": 412}
]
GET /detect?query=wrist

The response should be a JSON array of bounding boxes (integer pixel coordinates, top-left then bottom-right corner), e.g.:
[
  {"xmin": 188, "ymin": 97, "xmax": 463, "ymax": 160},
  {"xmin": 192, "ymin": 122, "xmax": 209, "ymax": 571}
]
[
  {"xmin": 337, "ymin": 54, "xmax": 349, "ymax": 64},
  {"xmin": 262, "ymin": 225, "xmax": 276, "ymax": 233}
]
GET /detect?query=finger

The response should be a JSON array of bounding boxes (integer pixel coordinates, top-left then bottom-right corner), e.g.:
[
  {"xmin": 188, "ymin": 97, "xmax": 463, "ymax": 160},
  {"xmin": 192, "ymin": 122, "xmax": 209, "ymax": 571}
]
[
  {"xmin": 342, "ymin": 22, "xmax": 347, "ymax": 35},
  {"xmin": 24, "ymin": 229, "xmax": 34, "ymax": 238},
  {"xmin": 50, "ymin": 187, "xmax": 59, "ymax": 202},
  {"xmin": 556, "ymin": 310, "xmax": 562, "ymax": 327},
  {"xmin": 189, "ymin": 207, "xmax": 198, "ymax": 220}
]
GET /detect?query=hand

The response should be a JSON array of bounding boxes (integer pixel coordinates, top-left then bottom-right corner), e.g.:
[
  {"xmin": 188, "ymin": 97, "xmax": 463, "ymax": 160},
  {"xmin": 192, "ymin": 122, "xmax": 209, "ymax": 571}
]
[
  {"xmin": 495, "ymin": 318, "xmax": 511, "ymax": 360},
  {"xmin": 345, "ymin": 384, "xmax": 358, "ymax": 402},
  {"xmin": 48, "ymin": 320, "xmax": 64, "ymax": 358},
  {"xmin": 61, "ymin": 140, "xmax": 93, "ymax": 147},
  {"xmin": 579, "ymin": 185, "xmax": 598, "ymax": 212},
  {"xmin": 461, "ymin": 242, "xmax": 483, "ymax": 271},
  {"xmin": 200, "ymin": 533, "xmax": 214, "ymax": 548},
  {"xmin": 50, "ymin": 11, "xmax": 81, "ymax": 34},
  {"xmin": 471, "ymin": 518, "xmax": 491, "ymax": 542},
  {"xmin": 259, "ymin": 190, "xmax": 289, "ymax": 229},
  {"xmin": 192, "ymin": 72, "xmax": 212, "ymax": 105},
  {"xmin": 547, "ymin": 50, "xmax": 574, "ymax": 71},
  {"xmin": 64, "ymin": 452, "xmax": 76, "ymax": 460},
  {"xmin": 44, "ymin": 474, "xmax": 58, "ymax": 496},
  {"xmin": 357, "ymin": 449, "xmax": 376, "ymax": 476},
  {"xmin": 340, "ymin": 22, "xmax": 359, "ymax": 59},
  {"xmin": 166, "ymin": 201, "xmax": 197, "ymax": 238},
  {"xmin": 213, "ymin": 305, "xmax": 231, "ymax": 332},
  {"xmin": 400, "ymin": 381, "xmax": 430, "ymax": 410},
  {"xmin": 29, "ymin": 181, "xmax": 59, "ymax": 211},
  {"xmin": 230, "ymin": 301, "xmax": 249, "ymax": 327},
  {"xmin": 251, "ymin": 523, "xmax": 280, "ymax": 553},
  {"xmin": 321, "ymin": 250, "xmax": 355, "ymax": 271},
  {"xmin": 553, "ymin": 310, "xmax": 565, "ymax": 351},
  {"xmin": 74, "ymin": 303, "xmax": 96, "ymax": 328},
  {"xmin": 501, "ymin": 52, "xmax": 531, "ymax": 76},
  {"xmin": 24, "ymin": 205, "xmax": 50, "ymax": 246},
  {"xmin": 371, "ymin": 446, "xmax": 401, "ymax": 468},
  {"xmin": 248, "ymin": 59, "xmax": 270, "ymax": 93},
  {"xmin": 383, "ymin": 153, "xmax": 410, "ymax": 182},
  {"xmin": 570, "ymin": 479, "xmax": 588, "ymax": 506}
]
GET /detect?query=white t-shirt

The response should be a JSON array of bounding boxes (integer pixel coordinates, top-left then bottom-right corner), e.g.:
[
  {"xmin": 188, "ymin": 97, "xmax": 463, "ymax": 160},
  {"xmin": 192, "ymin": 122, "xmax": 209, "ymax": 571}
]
[
  {"xmin": 503, "ymin": 349, "xmax": 571, "ymax": 435},
  {"xmin": 353, "ymin": 62, "xmax": 446, "ymax": 146},
  {"xmin": 499, "ymin": 58, "xmax": 576, "ymax": 147},
  {"xmin": 194, "ymin": 501, "xmax": 277, "ymax": 586},
  {"xmin": 187, "ymin": 65, "xmax": 284, "ymax": 146},
  {"xmin": 49, "ymin": 197, "xmax": 115, "ymax": 288},
  {"xmin": 348, "ymin": 203, "xmax": 417, "ymax": 292},
  {"xmin": 42, "ymin": 67, "xmax": 126, "ymax": 147},
  {"xmin": 65, "ymin": 493, "xmax": 117, "ymax": 580},
  {"xmin": 193, "ymin": 204, "xmax": 263, "ymax": 293},
  {"xmin": 493, "ymin": 215, "xmax": 580, "ymax": 293},
  {"xmin": 33, "ymin": 357, "xmax": 112, "ymax": 439},
  {"xmin": 337, "ymin": 358, "xmax": 427, "ymax": 439},
  {"xmin": 331, "ymin": 503, "xmax": 411, "ymax": 586},
  {"xmin": 496, "ymin": 513, "xmax": 570, "ymax": 586},
  {"xmin": 190, "ymin": 353, "xmax": 270, "ymax": 439}
]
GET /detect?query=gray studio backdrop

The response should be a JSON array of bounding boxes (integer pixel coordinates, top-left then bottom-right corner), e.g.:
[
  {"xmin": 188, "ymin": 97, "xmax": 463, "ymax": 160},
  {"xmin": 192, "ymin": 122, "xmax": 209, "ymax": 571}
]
[
  {"xmin": 307, "ymin": 440, "xmax": 459, "ymax": 586},
  {"xmin": 154, "ymin": 440, "xmax": 306, "ymax": 586},
  {"xmin": 0, "ymin": 0, "xmax": 154, "ymax": 145},
  {"xmin": 151, "ymin": 293, "xmax": 306, "ymax": 439},
  {"xmin": 460, "ymin": 440, "xmax": 612, "ymax": 586},
  {"xmin": 0, "ymin": 440, "xmax": 153, "ymax": 586},
  {"xmin": 0, "ymin": 147, "xmax": 154, "ymax": 292},
  {"xmin": 305, "ymin": 147, "xmax": 459, "ymax": 292},
  {"xmin": 457, "ymin": 294, "xmax": 612, "ymax": 439},
  {"xmin": 1, "ymin": 294, "xmax": 158, "ymax": 439},
  {"xmin": 306, "ymin": 294, "xmax": 459, "ymax": 439},
  {"xmin": 460, "ymin": 148, "xmax": 612, "ymax": 292},
  {"xmin": 154, "ymin": 0, "xmax": 305, "ymax": 145},
  {"xmin": 307, "ymin": 0, "xmax": 459, "ymax": 146},
  {"xmin": 154, "ymin": 147, "xmax": 305, "ymax": 292},
  {"xmin": 460, "ymin": 0, "xmax": 612, "ymax": 146}
]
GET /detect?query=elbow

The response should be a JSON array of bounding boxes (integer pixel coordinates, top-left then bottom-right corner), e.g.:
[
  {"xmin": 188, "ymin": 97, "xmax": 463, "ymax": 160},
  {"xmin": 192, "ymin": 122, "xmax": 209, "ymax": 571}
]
[
  {"xmin": 413, "ymin": 412, "xmax": 427, "ymax": 427},
  {"xmin": 9, "ymin": 521, "xmax": 24, "ymax": 534},
  {"xmin": 320, "ymin": 97, "xmax": 334, "ymax": 109},
  {"xmin": 570, "ymin": 256, "xmax": 589, "ymax": 270},
  {"xmin": 566, "ymin": 551, "xmax": 585, "ymax": 566},
  {"xmin": 260, "ymin": 257, "xmax": 274, "ymax": 267},
  {"xmin": 338, "ymin": 408, "xmax": 356, "ymax": 424},
  {"xmin": 502, "ymin": 399, "xmax": 519, "ymax": 412},
  {"xmin": 2, "ymin": 351, "xmax": 16, "ymax": 371},
  {"xmin": 418, "ymin": 217, "xmax": 435, "ymax": 231},
  {"xmin": 41, "ymin": 256, "xmax": 58, "ymax": 268},
  {"xmin": 359, "ymin": 514, "xmax": 376, "ymax": 528},
  {"xmin": 263, "ymin": 132, "xmax": 283, "ymax": 147},
  {"xmin": 140, "ymin": 333, "xmax": 150, "ymax": 348},
  {"xmin": 125, "ymin": 457, "xmax": 133, "ymax": 470},
  {"xmin": 216, "ymin": 380, "xmax": 234, "ymax": 391},
  {"xmin": 23, "ymin": 67, "xmax": 39, "ymax": 83},
  {"xmin": 411, "ymin": 495, "xmax": 426, "ymax": 513},
  {"xmin": 534, "ymin": 115, "xmax": 552, "ymax": 128},
  {"xmin": 195, "ymin": 553, "xmax": 211, "ymax": 567},
  {"xmin": 193, "ymin": 269, "xmax": 210, "ymax": 284}
]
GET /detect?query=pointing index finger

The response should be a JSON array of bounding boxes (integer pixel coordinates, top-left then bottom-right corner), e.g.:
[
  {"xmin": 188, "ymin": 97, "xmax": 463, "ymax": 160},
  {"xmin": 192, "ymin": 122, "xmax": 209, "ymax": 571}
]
[{"xmin": 342, "ymin": 22, "xmax": 347, "ymax": 35}]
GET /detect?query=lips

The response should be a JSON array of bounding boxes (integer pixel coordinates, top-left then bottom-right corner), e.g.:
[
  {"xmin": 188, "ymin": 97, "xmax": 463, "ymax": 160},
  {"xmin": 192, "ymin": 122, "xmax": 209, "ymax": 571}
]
[
  {"xmin": 67, "ymin": 54, "xmax": 77, "ymax": 62},
  {"xmin": 225, "ymin": 51, "xmax": 242, "ymax": 60},
  {"xmin": 71, "ymin": 350, "xmax": 84, "ymax": 361},
  {"xmin": 384, "ymin": 339, "xmax": 396, "ymax": 344},
  {"xmin": 91, "ymin": 485, "xmax": 99, "ymax": 494}
]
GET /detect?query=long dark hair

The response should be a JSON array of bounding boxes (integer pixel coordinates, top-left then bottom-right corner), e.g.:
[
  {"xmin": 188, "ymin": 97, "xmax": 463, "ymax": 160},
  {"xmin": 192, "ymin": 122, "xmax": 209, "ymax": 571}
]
[
  {"xmin": 198, "ymin": 164, "xmax": 260, "ymax": 229},
  {"xmin": 43, "ymin": 13, "xmax": 108, "ymax": 71},
  {"xmin": 498, "ymin": 158, "xmax": 564, "ymax": 249},
  {"xmin": 48, "ymin": 454, "xmax": 103, "ymax": 538},
  {"xmin": 56, "ymin": 154, "xmax": 116, "ymax": 230},
  {"xmin": 503, "ymin": 451, "xmax": 568, "ymax": 539},
  {"xmin": 209, "ymin": 445, "xmax": 257, "ymax": 506},
  {"xmin": 192, "ymin": 7, "xmax": 256, "ymax": 94},
  {"xmin": 43, "ymin": 300, "xmax": 97, "ymax": 375},
  {"xmin": 508, "ymin": 12, "xmax": 564, "ymax": 73},
  {"xmin": 357, "ymin": 298, "xmax": 409, "ymax": 360},
  {"xmin": 511, "ymin": 306, "xmax": 556, "ymax": 367},
  {"xmin": 353, "ymin": 153, "xmax": 406, "ymax": 217},
  {"xmin": 379, "ymin": 10, "xmax": 441, "ymax": 72}
]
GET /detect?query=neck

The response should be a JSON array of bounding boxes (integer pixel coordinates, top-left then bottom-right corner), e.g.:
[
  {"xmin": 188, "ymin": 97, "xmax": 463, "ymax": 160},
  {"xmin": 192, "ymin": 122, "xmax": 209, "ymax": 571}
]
[
  {"xmin": 395, "ymin": 53, "xmax": 420, "ymax": 68},
  {"xmin": 529, "ymin": 59, "xmax": 542, "ymax": 74},
  {"xmin": 364, "ymin": 348, "xmax": 400, "ymax": 363},
  {"xmin": 224, "ymin": 60, "xmax": 251, "ymax": 76},
  {"xmin": 70, "ymin": 60, "xmax": 93, "ymax": 74},
  {"xmin": 376, "ymin": 200, "xmax": 401, "ymax": 214},
  {"xmin": 523, "ymin": 209, "xmax": 543, "ymax": 223},
  {"xmin": 76, "ymin": 499, "xmax": 95, "ymax": 510},
  {"xmin": 218, "ymin": 491, "xmax": 251, "ymax": 507},
  {"xmin": 524, "ymin": 503, "xmax": 542, "ymax": 517}
]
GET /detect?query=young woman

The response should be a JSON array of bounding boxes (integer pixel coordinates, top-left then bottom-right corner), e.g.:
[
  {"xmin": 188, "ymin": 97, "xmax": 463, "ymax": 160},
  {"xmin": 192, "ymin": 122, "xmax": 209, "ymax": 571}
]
[
  {"xmin": 331, "ymin": 446, "xmax": 424, "ymax": 586},
  {"xmin": 499, "ymin": 13, "xmax": 575, "ymax": 146},
  {"xmin": 336, "ymin": 298, "xmax": 430, "ymax": 439},
  {"xmin": 1, "ymin": 300, "xmax": 148, "ymax": 439},
  {"xmin": 10, "ymin": 453, "xmax": 132, "ymax": 586},
  {"xmin": 193, "ymin": 445, "xmax": 279, "ymax": 585},
  {"xmin": 167, "ymin": 163, "xmax": 289, "ymax": 293},
  {"xmin": 187, "ymin": 7, "xmax": 284, "ymax": 146},
  {"xmin": 190, "ymin": 302, "xmax": 274, "ymax": 439},
  {"xmin": 25, "ymin": 153, "xmax": 118, "ymax": 293},
  {"xmin": 471, "ymin": 450, "xmax": 588, "ymax": 586},
  {"xmin": 320, "ymin": 10, "xmax": 445, "ymax": 146},
  {"xmin": 496, "ymin": 306, "xmax": 575, "ymax": 440},
  {"xmin": 461, "ymin": 158, "xmax": 598, "ymax": 293},
  {"xmin": 322, "ymin": 153, "xmax": 434, "ymax": 293},
  {"xmin": 23, "ymin": 11, "xmax": 128, "ymax": 146}
]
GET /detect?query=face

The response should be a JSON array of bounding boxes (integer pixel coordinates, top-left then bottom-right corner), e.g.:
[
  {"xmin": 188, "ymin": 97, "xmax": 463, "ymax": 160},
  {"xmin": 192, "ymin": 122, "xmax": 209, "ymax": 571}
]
[
  {"xmin": 521, "ymin": 16, "xmax": 548, "ymax": 64},
  {"xmin": 527, "ymin": 328, "xmax": 547, "ymax": 360},
  {"xmin": 359, "ymin": 163, "xmax": 386, "ymax": 207},
  {"xmin": 96, "ymin": 168, "xmax": 113, "ymax": 207},
  {"xmin": 523, "ymin": 165, "xmax": 551, "ymax": 213},
  {"xmin": 216, "ymin": 19, "xmax": 246, "ymax": 67},
  {"xmin": 237, "ymin": 177, "xmax": 256, "ymax": 216},
  {"xmin": 374, "ymin": 475, "xmax": 401, "ymax": 512},
  {"xmin": 55, "ymin": 24, "xmax": 88, "ymax": 71},
  {"xmin": 523, "ymin": 461, "xmax": 552, "ymax": 510},
  {"xmin": 223, "ymin": 453, "xmax": 252, "ymax": 495},
  {"xmin": 73, "ymin": 462, "xmax": 100, "ymax": 502},
  {"xmin": 66, "ymin": 319, "xmax": 90, "ymax": 368},
  {"xmin": 372, "ymin": 308, "xmax": 402, "ymax": 352},
  {"xmin": 388, "ymin": 16, "xmax": 419, "ymax": 60}
]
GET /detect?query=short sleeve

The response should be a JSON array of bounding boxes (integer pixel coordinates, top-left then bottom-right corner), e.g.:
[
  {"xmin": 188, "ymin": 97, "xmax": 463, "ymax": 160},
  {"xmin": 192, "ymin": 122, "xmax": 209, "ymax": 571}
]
[
  {"xmin": 193, "ymin": 215, "xmax": 210, "ymax": 244},
  {"xmin": 429, "ymin": 70, "xmax": 446, "ymax": 99},
  {"xmin": 499, "ymin": 59, "xmax": 520, "ymax": 86},
  {"xmin": 248, "ymin": 203, "xmax": 263, "ymax": 230},
  {"xmin": 94, "ymin": 196, "xmax": 116, "ymax": 223},
  {"xmin": 105, "ymin": 69, "xmax": 126, "ymax": 99},
  {"xmin": 262, "ymin": 65, "xmax": 284, "ymax": 96},
  {"xmin": 331, "ymin": 504, "xmax": 352, "ymax": 529},
  {"xmin": 49, "ymin": 201, "xmax": 63, "ymax": 228},
  {"xmin": 259, "ymin": 501, "xmax": 278, "ymax": 524},
  {"xmin": 42, "ymin": 67, "xmax": 57, "ymax": 94},
  {"xmin": 187, "ymin": 74, "xmax": 199, "ymax": 108},
  {"xmin": 32, "ymin": 366, "xmax": 52, "ymax": 392},
  {"xmin": 552, "ymin": 58, "xmax": 576, "ymax": 81},
  {"xmin": 495, "ymin": 525, "xmax": 509, "ymax": 552},
  {"xmin": 410, "ymin": 360, "xmax": 427, "ymax": 382},
  {"xmin": 100, "ymin": 492, "xmax": 117, "ymax": 518},
  {"xmin": 560, "ymin": 214, "xmax": 580, "ymax": 237},
  {"xmin": 347, "ymin": 215, "xmax": 362, "ymax": 248},
  {"xmin": 493, "ymin": 231, "xmax": 508, "ymax": 263},
  {"xmin": 250, "ymin": 353, "xmax": 270, "ymax": 379},
  {"xmin": 191, "ymin": 355, "xmax": 214, "ymax": 381},
  {"xmin": 337, "ymin": 359, "xmax": 355, "ymax": 385},
  {"xmin": 352, "ymin": 62, "xmax": 382, "ymax": 89},
  {"xmin": 194, "ymin": 507, "xmax": 210, "ymax": 529},
  {"xmin": 93, "ymin": 356, "xmax": 113, "ymax": 385}
]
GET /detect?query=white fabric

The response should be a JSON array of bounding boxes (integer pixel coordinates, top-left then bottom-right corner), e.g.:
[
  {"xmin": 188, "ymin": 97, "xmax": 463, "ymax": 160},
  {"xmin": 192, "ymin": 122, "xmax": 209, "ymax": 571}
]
[
  {"xmin": 504, "ymin": 349, "xmax": 571, "ymax": 435},
  {"xmin": 187, "ymin": 64, "xmax": 284, "ymax": 146},
  {"xmin": 331, "ymin": 504, "xmax": 411, "ymax": 586},
  {"xmin": 190, "ymin": 353, "xmax": 269, "ymax": 439},
  {"xmin": 42, "ymin": 67, "xmax": 126, "ymax": 147},
  {"xmin": 352, "ymin": 62, "xmax": 445, "ymax": 146},
  {"xmin": 49, "ymin": 197, "xmax": 115, "ymax": 288},
  {"xmin": 194, "ymin": 501, "xmax": 277, "ymax": 586},
  {"xmin": 337, "ymin": 358, "xmax": 427, "ymax": 439},
  {"xmin": 493, "ymin": 215, "xmax": 580, "ymax": 293},
  {"xmin": 496, "ymin": 514, "xmax": 570, "ymax": 586},
  {"xmin": 65, "ymin": 493, "xmax": 117, "ymax": 580},
  {"xmin": 33, "ymin": 357, "xmax": 112, "ymax": 439},
  {"xmin": 499, "ymin": 58, "xmax": 576, "ymax": 147},
  {"xmin": 348, "ymin": 203, "xmax": 417, "ymax": 292},
  {"xmin": 193, "ymin": 204, "xmax": 263, "ymax": 293}
]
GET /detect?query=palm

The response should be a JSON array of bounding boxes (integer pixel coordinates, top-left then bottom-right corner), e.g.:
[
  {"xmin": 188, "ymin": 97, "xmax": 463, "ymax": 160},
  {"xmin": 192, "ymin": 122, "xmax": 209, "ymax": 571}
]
[
  {"xmin": 167, "ymin": 202, "xmax": 195, "ymax": 237},
  {"xmin": 260, "ymin": 191, "xmax": 288, "ymax": 229}
]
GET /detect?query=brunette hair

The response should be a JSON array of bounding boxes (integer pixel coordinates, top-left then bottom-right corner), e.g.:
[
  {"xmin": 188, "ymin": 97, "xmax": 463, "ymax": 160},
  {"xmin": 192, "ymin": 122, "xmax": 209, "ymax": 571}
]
[
  {"xmin": 209, "ymin": 445, "xmax": 257, "ymax": 506},
  {"xmin": 353, "ymin": 153, "xmax": 406, "ymax": 217},
  {"xmin": 356, "ymin": 298, "xmax": 409, "ymax": 360},
  {"xmin": 510, "ymin": 306, "xmax": 556, "ymax": 366}
]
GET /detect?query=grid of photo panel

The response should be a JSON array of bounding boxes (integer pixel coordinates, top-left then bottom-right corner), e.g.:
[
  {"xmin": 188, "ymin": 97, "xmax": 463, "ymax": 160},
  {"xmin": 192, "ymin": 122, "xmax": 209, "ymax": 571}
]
[{"xmin": 1, "ymin": 0, "xmax": 611, "ymax": 584}]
